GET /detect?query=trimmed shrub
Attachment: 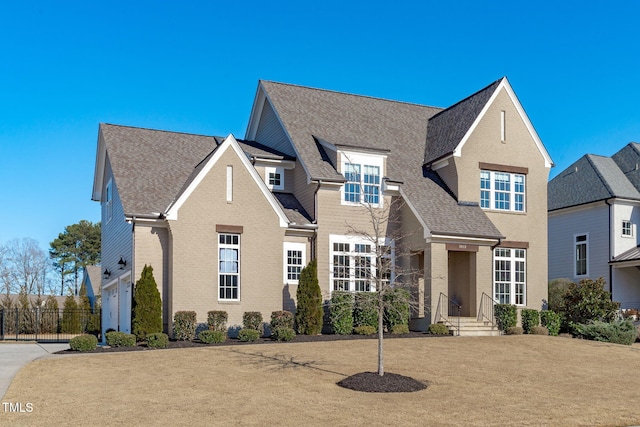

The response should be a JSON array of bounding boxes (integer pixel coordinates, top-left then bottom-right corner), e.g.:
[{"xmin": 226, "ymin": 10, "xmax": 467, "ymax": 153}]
[
  {"xmin": 428, "ymin": 323, "xmax": 450, "ymax": 335},
  {"xmin": 69, "ymin": 334, "xmax": 98, "ymax": 352},
  {"xmin": 238, "ymin": 328, "xmax": 260, "ymax": 342},
  {"xmin": 353, "ymin": 292, "xmax": 378, "ymax": 330},
  {"xmin": 146, "ymin": 332, "xmax": 169, "ymax": 349},
  {"xmin": 271, "ymin": 327, "xmax": 296, "ymax": 342},
  {"xmin": 521, "ymin": 309, "xmax": 540, "ymax": 334},
  {"xmin": 329, "ymin": 291, "xmax": 354, "ymax": 335},
  {"xmin": 530, "ymin": 326, "xmax": 549, "ymax": 335},
  {"xmin": 106, "ymin": 331, "xmax": 136, "ymax": 347},
  {"xmin": 384, "ymin": 288, "xmax": 410, "ymax": 331},
  {"xmin": 207, "ymin": 311, "xmax": 228, "ymax": 332},
  {"xmin": 495, "ymin": 304, "xmax": 517, "ymax": 332},
  {"xmin": 295, "ymin": 259, "xmax": 324, "ymax": 335},
  {"xmin": 199, "ymin": 330, "xmax": 227, "ymax": 344},
  {"xmin": 540, "ymin": 310, "xmax": 561, "ymax": 336},
  {"xmin": 132, "ymin": 265, "xmax": 163, "ymax": 341},
  {"xmin": 354, "ymin": 325, "xmax": 377, "ymax": 335},
  {"xmin": 391, "ymin": 324, "xmax": 410, "ymax": 335},
  {"xmin": 506, "ymin": 326, "xmax": 524, "ymax": 335},
  {"xmin": 270, "ymin": 311, "xmax": 294, "ymax": 330},
  {"xmin": 563, "ymin": 278, "xmax": 620, "ymax": 326},
  {"xmin": 573, "ymin": 320, "xmax": 637, "ymax": 345},
  {"xmin": 548, "ymin": 278, "xmax": 572, "ymax": 312},
  {"xmin": 173, "ymin": 311, "xmax": 197, "ymax": 341},
  {"xmin": 243, "ymin": 312, "xmax": 264, "ymax": 336}
]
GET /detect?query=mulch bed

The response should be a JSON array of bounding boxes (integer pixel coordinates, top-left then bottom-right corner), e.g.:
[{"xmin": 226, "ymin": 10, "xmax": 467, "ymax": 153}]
[{"xmin": 337, "ymin": 371, "xmax": 428, "ymax": 393}]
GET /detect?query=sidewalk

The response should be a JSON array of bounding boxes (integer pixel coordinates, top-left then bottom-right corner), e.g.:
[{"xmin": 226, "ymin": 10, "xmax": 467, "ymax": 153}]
[{"xmin": 0, "ymin": 342, "xmax": 69, "ymax": 400}]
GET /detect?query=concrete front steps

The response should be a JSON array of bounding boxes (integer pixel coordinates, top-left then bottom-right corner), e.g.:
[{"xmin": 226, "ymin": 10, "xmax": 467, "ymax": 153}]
[{"xmin": 445, "ymin": 317, "xmax": 500, "ymax": 337}]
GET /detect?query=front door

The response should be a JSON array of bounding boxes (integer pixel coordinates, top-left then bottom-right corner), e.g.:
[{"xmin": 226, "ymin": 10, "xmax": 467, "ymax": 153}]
[{"xmin": 447, "ymin": 251, "xmax": 476, "ymax": 317}]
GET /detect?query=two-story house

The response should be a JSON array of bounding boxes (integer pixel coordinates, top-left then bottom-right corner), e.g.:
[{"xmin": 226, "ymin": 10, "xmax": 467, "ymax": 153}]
[
  {"xmin": 548, "ymin": 143, "xmax": 640, "ymax": 310},
  {"xmin": 92, "ymin": 77, "xmax": 553, "ymax": 337}
]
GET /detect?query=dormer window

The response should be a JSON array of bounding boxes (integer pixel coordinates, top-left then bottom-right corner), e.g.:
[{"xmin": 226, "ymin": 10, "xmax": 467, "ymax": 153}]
[
  {"xmin": 265, "ymin": 166, "xmax": 284, "ymax": 191},
  {"xmin": 341, "ymin": 152, "xmax": 383, "ymax": 206}
]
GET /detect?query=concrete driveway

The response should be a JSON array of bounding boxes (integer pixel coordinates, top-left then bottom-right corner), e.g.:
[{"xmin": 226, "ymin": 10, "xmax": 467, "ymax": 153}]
[{"xmin": 0, "ymin": 342, "xmax": 69, "ymax": 399}]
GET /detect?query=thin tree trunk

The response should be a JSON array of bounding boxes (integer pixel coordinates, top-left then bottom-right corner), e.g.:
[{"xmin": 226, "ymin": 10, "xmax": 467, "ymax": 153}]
[{"xmin": 378, "ymin": 292, "xmax": 384, "ymax": 376}]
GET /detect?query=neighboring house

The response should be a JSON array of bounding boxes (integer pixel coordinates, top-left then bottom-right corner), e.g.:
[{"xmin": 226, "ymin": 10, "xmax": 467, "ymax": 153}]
[
  {"xmin": 80, "ymin": 265, "xmax": 102, "ymax": 310},
  {"xmin": 548, "ymin": 143, "xmax": 640, "ymax": 309},
  {"xmin": 92, "ymin": 77, "xmax": 552, "ymax": 337}
]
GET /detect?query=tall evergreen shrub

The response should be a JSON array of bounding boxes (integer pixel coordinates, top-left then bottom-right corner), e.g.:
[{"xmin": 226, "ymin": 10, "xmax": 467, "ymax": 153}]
[
  {"xmin": 295, "ymin": 259, "xmax": 323, "ymax": 335},
  {"xmin": 132, "ymin": 265, "xmax": 163, "ymax": 341},
  {"xmin": 61, "ymin": 295, "xmax": 82, "ymax": 334},
  {"xmin": 329, "ymin": 291, "xmax": 354, "ymax": 334}
]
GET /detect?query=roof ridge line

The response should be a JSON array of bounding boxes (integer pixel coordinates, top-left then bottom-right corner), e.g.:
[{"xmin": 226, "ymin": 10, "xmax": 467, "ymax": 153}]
[
  {"xmin": 260, "ymin": 80, "xmax": 445, "ymax": 111},
  {"xmin": 101, "ymin": 122, "xmax": 222, "ymax": 139}
]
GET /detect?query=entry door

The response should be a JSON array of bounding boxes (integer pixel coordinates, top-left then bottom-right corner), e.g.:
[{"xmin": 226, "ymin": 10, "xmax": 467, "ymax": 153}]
[
  {"xmin": 448, "ymin": 251, "xmax": 475, "ymax": 317},
  {"xmin": 118, "ymin": 275, "xmax": 132, "ymax": 333}
]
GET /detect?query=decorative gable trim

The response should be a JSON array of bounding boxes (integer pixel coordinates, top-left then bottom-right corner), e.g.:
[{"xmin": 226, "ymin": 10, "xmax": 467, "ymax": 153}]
[
  {"xmin": 165, "ymin": 134, "xmax": 290, "ymax": 227},
  {"xmin": 453, "ymin": 78, "xmax": 553, "ymax": 169},
  {"xmin": 92, "ymin": 128, "xmax": 107, "ymax": 202}
]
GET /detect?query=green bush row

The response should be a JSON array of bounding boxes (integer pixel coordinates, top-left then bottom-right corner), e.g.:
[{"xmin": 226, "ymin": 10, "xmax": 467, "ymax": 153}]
[{"xmin": 329, "ymin": 289, "xmax": 410, "ymax": 335}]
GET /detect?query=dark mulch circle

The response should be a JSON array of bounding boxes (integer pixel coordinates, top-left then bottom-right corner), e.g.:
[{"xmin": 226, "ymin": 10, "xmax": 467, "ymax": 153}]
[{"xmin": 337, "ymin": 371, "xmax": 428, "ymax": 393}]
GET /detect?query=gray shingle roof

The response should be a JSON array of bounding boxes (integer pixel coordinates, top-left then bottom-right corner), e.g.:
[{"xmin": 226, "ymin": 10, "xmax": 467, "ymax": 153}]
[
  {"xmin": 612, "ymin": 142, "xmax": 640, "ymax": 189},
  {"xmin": 101, "ymin": 124, "xmax": 294, "ymax": 216},
  {"xmin": 273, "ymin": 193, "xmax": 312, "ymax": 225},
  {"xmin": 548, "ymin": 153, "xmax": 640, "ymax": 211},
  {"xmin": 424, "ymin": 78, "xmax": 503, "ymax": 165},
  {"xmin": 260, "ymin": 81, "xmax": 503, "ymax": 239}
]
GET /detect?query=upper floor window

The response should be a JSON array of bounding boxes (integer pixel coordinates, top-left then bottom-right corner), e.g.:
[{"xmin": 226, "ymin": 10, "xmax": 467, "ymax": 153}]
[
  {"xmin": 575, "ymin": 234, "xmax": 588, "ymax": 277},
  {"xmin": 480, "ymin": 170, "xmax": 525, "ymax": 212},
  {"xmin": 341, "ymin": 152, "xmax": 383, "ymax": 206},
  {"xmin": 264, "ymin": 166, "xmax": 284, "ymax": 191},
  {"xmin": 622, "ymin": 220, "xmax": 633, "ymax": 237},
  {"xmin": 105, "ymin": 179, "xmax": 113, "ymax": 223},
  {"xmin": 218, "ymin": 233, "xmax": 240, "ymax": 301}
]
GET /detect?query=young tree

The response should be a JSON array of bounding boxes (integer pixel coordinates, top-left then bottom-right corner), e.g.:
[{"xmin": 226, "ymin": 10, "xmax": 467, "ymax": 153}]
[
  {"xmin": 50, "ymin": 220, "xmax": 101, "ymax": 296},
  {"xmin": 132, "ymin": 265, "xmax": 162, "ymax": 341},
  {"xmin": 295, "ymin": 259, "xmax": 323, "ymax": 335},
  {"xmin": 1, "ymin": 238, "xmax": 50, "ymax": 297}
]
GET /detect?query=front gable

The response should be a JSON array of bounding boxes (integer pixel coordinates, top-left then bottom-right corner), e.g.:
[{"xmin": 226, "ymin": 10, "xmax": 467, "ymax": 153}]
[{"xmin": 165, "ymin": 134, "xmax": 289, "ymax": 227}]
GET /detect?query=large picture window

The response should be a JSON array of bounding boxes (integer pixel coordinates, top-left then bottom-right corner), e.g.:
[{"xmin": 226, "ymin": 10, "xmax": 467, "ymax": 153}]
[
  {"xmin": 575, "ymin": 234, "xmax": 588, "ymax": 277},
  {"xmin": 493, "ymin": 248, "xmax": 526, "ymax": 305},
  {"xmin": 330, "ymin": 236, "xmax": 394, "ymax": 293},
  {"xmin": 218, "ymin": 233, "xmax": 240, "ymax": 300},
  {"xmin": 480, "ymin": 170, "xmax": 525, "ymax": 212}
]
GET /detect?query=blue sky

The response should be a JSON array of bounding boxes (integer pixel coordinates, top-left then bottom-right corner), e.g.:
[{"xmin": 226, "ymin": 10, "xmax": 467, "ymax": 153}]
[{"xmin": 1, "ymin": 0, "xmax": 639, "ymax": 252}]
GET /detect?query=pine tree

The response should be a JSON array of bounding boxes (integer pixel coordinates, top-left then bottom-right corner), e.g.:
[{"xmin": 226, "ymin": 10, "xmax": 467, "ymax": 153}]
[
  {"xmin": 132, "ymin": 265, "xmax": 162, "ymax": 341},
  {"xmin": 295, "ymin": 259, "xmax": 323, "ymax": 335}
]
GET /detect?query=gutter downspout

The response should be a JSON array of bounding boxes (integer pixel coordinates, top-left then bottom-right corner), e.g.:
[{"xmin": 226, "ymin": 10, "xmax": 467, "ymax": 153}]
[
  {"xmin": 311, "ymin": 180, "xmax": 322, "ymax": 261},
  {"xmin": 605, "ymin": 199, "xmax": 613, "ymax": 298}
]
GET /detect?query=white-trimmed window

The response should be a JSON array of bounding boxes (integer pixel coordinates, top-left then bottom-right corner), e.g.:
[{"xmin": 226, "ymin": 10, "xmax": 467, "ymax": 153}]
[
  {"xmin": 622, "ymin": 220, "xmax": 633, "ymax": 237},
  {"xmin": 105, "ymin": 179, "xmax": 113, "ymax": 223},
  {"xmin": 480, "ymin": 170, "xmax": 525, "ymax": 212},
  {"xmin": 218, "ymin": 233, "xmax": 240, "ymax": 300},
  {"xmin": 329, "ymin": 235, "xmax": 394, "ymax": 293},
  {"xmin": 341, "ymin": 152, "xmax": 383, "ymax": 206},
  {"xmin": 575, "ymin": 234, "xmax": 588, "ymax": 277},
  {"xmin": 265, "ymin": 166, "xmax": 284, "ymax": 191},
  {"xmin": 493, "ymin": 248, "xmax": 526, "ymax": 305},
  {"xmin": 283, "ymin": 242, "xmax": 306, "ymax": 284}
]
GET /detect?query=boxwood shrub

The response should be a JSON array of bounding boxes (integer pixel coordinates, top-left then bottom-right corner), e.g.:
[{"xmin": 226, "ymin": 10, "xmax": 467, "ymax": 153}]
[
  {"xmin": 146, "ymin": 332, "xmax": 169, "ymax": 349},
  {"xmin": 207, "ymin": 311, "xmax": 228, "ymax": 332},
  {"xmin": 573, "ymin": 320, "xmax": 637, "ymax": 345},
  {"xmin": 354, "ymin": 325, "xmax": 377, "ymax": 335},
  {"xmin": 270, "ymin": 311, "xmax": 294, "ymax": 330},
  {"xmin": 354, "ymin": 292, "xmax": 378, "ymax": 330},
  {"xmin": 173, "ymin": 311, "xmax": 197, "ymax": 341},
  {"xmin": 199, "ymin": 329, "xmax": 227, "ymax": 344},
  {"xmin": 329, "ymin": 291, "xmax": 354, "ymax": 335},
  {"xmin": 243, "ymin": 312, "xmax": 264, "ymax": 335},
  {"xmin": 506, "ymin": 326, "xmax": 524, "ymax": 335},
  {"xmin": 391, "ymin": 324, "xmax": 410, "ymax": 335},
  {"xmin": 530, "ymin": 326, "xmax": 549, "ymax": 335},
  {"xmin": 106, "ymin": 331, "xmax": 136, "ymax": 347},
  {"xmin": 540, "ymin": 310, "xmax": 561, "ymax": 336},
  {"xmin": 521, "ymin": 309, "xmax": 540, "ymax": 334},
  {"xmin": 238, "ymin": 328, "xmax": 260, "ymax": 342},
  {"xmin": 69, "ymin": 334, "xmax": 98, "ymax": 352},
  {"xmin": 270, "ymin": 326, "xmax": 296, "ymax": 342},
  {"xmin": 495, "ymin": 304, "xmax": 517, "ymax": 332},
  {"xmin": 428, "ymin": 323, "xmax": 450, "ymax": 335}
]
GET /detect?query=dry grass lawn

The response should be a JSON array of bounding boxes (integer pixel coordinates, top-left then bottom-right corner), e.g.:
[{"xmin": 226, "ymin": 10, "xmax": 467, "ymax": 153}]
[{"xmin": 2, "ymin": 335, "xmax": 640, "ymax": 426}]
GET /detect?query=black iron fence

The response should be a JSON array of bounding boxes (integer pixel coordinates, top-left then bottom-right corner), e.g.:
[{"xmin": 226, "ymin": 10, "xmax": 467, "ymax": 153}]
[{"xmin": 0, "ymin": 308, "xmax": 101, "ymax": 342}]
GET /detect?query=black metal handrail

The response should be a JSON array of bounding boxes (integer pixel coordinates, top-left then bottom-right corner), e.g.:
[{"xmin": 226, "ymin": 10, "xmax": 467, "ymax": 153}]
[
  {"xmin": 477, "ymin": 292, "xmax": 498, "ymax": 328},
  {"xmin": 435, "ymin": 292, "xmax": 461, "ymax": 336}
]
